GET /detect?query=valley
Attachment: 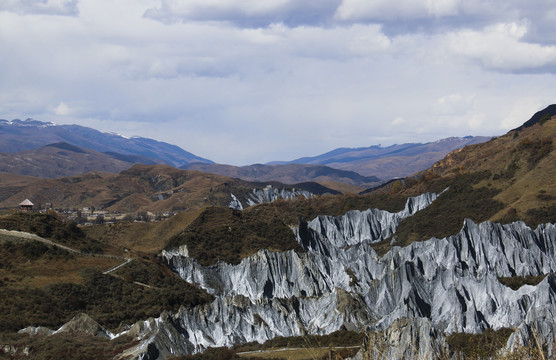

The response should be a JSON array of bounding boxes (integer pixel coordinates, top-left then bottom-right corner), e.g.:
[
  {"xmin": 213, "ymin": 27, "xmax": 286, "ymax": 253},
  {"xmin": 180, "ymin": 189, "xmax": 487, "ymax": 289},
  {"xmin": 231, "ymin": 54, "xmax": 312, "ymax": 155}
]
[{"xmin": 0, "ymin": 106, "xmax": 555, "ymax": 359}]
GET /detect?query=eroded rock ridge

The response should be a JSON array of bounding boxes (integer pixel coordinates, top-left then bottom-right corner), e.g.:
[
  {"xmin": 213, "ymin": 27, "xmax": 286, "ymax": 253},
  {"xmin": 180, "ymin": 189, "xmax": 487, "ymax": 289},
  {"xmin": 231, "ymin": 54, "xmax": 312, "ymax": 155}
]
[{"xmin": 48, "ymin": 190, "xmax": 556, "ymax": 359}]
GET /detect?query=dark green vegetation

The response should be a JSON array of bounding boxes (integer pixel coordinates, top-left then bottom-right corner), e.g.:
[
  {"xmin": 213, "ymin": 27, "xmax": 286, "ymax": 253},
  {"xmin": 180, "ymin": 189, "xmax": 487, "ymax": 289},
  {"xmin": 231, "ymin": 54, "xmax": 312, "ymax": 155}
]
[
  {"xmin": 166, "ymin": 193, "xmax": 408, "ymax": 266},
  {"xmin": 0, "ymin": 214, "xmax": 213, "ymax": 334},
  {"xmin": 0, "ymin": 244, "xmax": 212, "ymax": 332},
  {"xmin": 0, "ymin": 211, "xmax": 104, "ymax": 254},
  {"xmin": 447, "ymin": 328, "xmax": 514, "ymax": 359},
  {"xmin": 498, "ymin": 275, "xmax": 547, "ymax": 290},
  {"xmin": 267, "ymin": 192, "xmax": 408, "ymax": 222},
  {"xmin": 369, "ymin": 171, "xmax": 504, "ymax": 256},
  {"xmin": 524, "ymin": 205, "xmax": 556, "ymax": 227},
  {"xmin": 516, "ymin": 137, "xmax": 553, "ymax": 169},
  {"xmin": 233, "ymin": 330, "xmax": 365, "ymax": 351},
  {"xmin": 166, "ymin": 206, "xmax": 304, "ymax": 266},
  {"xmin": 0, "ymin": 332, "xmax": 136, "ymax": 360},
  {"xmin": 0, "ymin": 239, "xmax": 73, "ymax": 265}
]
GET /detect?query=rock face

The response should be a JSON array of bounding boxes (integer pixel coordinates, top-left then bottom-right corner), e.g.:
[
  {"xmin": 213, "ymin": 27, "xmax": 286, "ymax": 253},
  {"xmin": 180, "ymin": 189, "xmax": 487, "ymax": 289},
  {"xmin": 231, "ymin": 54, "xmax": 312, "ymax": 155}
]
[
  {"xmin": 228, "ymin": 184, "xmax": 313, "ymax": 210},
  {"xmin": 50, "ymin": 190, "xmax": 556, "ymax": 359},
  {"xmin": 355, "ymin": 317, "xmax": 452, "ymax": 360},
  {"xmin": 55, "ymin": 313, "xmax": 113, "ymax": 339}
]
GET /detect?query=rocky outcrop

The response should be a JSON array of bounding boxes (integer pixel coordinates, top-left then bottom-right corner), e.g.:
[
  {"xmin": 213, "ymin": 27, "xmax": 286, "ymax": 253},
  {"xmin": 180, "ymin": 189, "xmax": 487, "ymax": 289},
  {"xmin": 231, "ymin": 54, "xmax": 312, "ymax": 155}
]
[
  {"xmin": 117, "ymin": 290, "xmax": 373, "ymax": 359},
  {"xmin": 229, "ymin": 194, "xmax": 244, "ymax": 210},
  {"xmin": 44, "ymin": 189, "xmax": 556, "ymax": 359},
  {"xmin": 354, "ymin": 317, "xmax": 453, "ymax": 360},
  {"xmin": 246, "ymin": 185, "xmax": 313, "ymax": 206},
  {"xmin": 505, "ymin": 290, "xmax": 556, "ymax": 358},
  {"xmin": 0, "ymin": 344, "xmax": 30, "ymax": 357},
  {"xmin": 55, "ymin": 313, "xmax": 113, "ymax": 339},
  {"xmin": 18, "ymin": 313, "xmax": 113, "ymax": 339},
  {"xmin": 228, "ymin": 184, "xmax": 313, "ymax": 210}
]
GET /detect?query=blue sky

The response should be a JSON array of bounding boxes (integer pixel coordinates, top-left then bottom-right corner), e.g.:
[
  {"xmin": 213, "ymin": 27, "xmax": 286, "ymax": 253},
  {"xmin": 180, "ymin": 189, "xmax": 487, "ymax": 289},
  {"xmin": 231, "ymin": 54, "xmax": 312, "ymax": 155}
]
[{"xmin": 1, "ymin": 0, "xmax": 555, "ymax": 165}]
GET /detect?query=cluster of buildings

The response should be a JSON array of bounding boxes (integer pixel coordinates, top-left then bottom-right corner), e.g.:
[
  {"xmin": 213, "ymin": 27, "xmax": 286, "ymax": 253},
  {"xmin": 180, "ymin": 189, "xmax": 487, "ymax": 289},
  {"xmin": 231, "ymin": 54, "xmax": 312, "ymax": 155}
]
[{"xmin": 16, "ymin": 198, "xmax": 174, "ymax": 224}]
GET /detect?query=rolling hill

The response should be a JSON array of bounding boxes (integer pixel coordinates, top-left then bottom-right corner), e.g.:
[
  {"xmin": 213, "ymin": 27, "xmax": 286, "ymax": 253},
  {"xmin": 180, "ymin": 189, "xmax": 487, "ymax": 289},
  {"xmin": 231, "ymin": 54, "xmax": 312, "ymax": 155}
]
[{"xmin": 0, "ymin": 164, "xmax": 338, "ymax": 213}]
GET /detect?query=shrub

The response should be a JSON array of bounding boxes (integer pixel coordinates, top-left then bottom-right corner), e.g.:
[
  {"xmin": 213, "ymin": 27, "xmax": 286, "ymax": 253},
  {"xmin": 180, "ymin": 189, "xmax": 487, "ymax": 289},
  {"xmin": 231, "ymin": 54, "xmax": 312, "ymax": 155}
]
[
  {"xmin": 498, "ymin": 275, "xmax": 546, "ymax": 290},
  {"xmin": 390, "ymin": 171, "xmax": 503, "ymax": 247},
  {"xmin": 0, "ymin": 259, "xmax": 212, "ymax": 332},
  {"xmin": 447, "ymin": 328, "xmax": 514, "ymax": 358}
]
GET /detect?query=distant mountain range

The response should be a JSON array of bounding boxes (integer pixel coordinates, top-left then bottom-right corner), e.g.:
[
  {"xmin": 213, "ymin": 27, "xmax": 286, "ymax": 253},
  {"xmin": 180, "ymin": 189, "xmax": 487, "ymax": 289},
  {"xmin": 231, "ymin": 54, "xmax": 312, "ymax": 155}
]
[
  {"xmin": 182, "ymin": 163, "xmax": 382, "ymax": 190},
  {"xmin": 270, "ymin": 136, "xmax": 491, "ymax": 179},
  {"xmin": 188, "ymin": 137, "xmax": 491, "ymax": 187},
  {"xmin": 0, "ymin": 142, "xmax": 157, "ymax": 178},
  {"xmin": 0, "ymin": 118, "xmax": 490, "ymax": 186},
  {"xmin": 0, "ymin": 118, "xmax": 212, "ymax": 167}
]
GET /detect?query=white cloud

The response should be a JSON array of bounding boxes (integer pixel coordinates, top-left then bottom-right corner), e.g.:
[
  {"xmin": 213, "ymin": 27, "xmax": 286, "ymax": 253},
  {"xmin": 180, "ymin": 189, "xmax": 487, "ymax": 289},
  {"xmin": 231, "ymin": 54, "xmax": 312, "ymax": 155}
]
[
  {"xmin": 445, "ymin": 22, "xmax": 556, "ymax": 72},
  {"xmin": 53, "ymin": 101, "xmax": 71, "ymax": 116},
  {"xmin": 392, "ymin": 117, "xmax": 405, "ymax": 125},
  {"xmin": 2, "ymin": 0, "xmax": 556, "ymax": 166},
  {"xmin": 432, "ymin": 94, "xmax": 475, "ymax": 115},
  {"xmin": 334, "ymin": 0, "xmax": 478, "ymax": 21},
  {"xmin": 147, "ymin": 0, "xmax": 292, "ymax": 18},
  {"xmin": 0, "ymin": 0, "xmax": 79, "ymax": 16}
]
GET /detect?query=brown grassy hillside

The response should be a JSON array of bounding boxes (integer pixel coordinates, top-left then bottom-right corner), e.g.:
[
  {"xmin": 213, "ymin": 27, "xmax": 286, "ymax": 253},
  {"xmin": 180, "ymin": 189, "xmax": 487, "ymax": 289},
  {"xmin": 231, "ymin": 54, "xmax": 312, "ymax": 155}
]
[
  {"xmin": 370, "ymin": 113, "xmax": 556, "ymax": 252},
  {"xmin": 0, "ymin": 164, "xmax": 336, "ymax": 214}
]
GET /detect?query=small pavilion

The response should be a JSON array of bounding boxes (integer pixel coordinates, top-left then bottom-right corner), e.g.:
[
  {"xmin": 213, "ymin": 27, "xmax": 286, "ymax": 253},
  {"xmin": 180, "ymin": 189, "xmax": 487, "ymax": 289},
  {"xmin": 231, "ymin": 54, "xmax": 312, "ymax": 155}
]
[{"xmin": 19, "ymin": 199, "xmax": 34, "ymax": 212}]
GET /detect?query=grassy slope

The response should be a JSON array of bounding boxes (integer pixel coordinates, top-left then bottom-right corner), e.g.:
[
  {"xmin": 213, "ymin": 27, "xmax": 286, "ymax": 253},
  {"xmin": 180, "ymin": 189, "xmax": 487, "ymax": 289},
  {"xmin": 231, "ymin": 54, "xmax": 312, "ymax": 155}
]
[
  {"xmin": 83, "ymin": 209, "xmax": 205, "ymax": 254},
  {"xmin": 0, "ymin": 165, "xmax": 259, "ymax": 213},
  {"xmin": 369, "ymin": 116, "xmax": 556, "ymax": 254},
  {"xmin": 0, "ymin": 212, "xmax": 212, "ymax": 333},
  {"xmin": 429, "ymin": 117, "xmax": 556, "ymax": 224},
  {"xmin": 0, "ymin": 164, "xmax": 340, "ymax": 215}
]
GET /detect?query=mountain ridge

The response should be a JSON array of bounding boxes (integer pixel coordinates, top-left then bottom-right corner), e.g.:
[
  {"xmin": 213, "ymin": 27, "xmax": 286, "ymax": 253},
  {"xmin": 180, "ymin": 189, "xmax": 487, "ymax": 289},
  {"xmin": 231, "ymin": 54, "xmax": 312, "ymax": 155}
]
[
  {"xmin": 182, "ymin": 162, "xmax": 381, "ymax": 189},
  {"xmin": 269, "ymin": 136, "xmax": 491, "ymax": 179},
  {"xmin": 0, "ymin": 142, "xmax": 156, "ymax": 178},
  {"xmin": 0, "ymin": 118, "xmax": 212, "ymax": 167}
]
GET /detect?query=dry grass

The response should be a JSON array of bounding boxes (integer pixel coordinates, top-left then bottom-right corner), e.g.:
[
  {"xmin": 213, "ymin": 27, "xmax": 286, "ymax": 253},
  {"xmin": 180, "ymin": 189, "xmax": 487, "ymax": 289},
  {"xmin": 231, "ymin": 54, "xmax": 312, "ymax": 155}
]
[
  {"xmin": 2, "ymin": 255, "xmax": 120, "ymax": 288},
  {"xmin": 238, "ymin": 347, "xmax": 338, "ymax": 359},
  {"xmin": 316, "ymin": 181, "xmax": 366, "ymax": 194},
  {"xmin": 367, "ymin": 117, "xmax": 556, "ymax": 254},
  {"xmin": 83, "ymin": 209, "xmax": 204, "ymax": 254},
  {"xmin": 429, "ymin": 119, "xmax": 556, "ymax": 226}
]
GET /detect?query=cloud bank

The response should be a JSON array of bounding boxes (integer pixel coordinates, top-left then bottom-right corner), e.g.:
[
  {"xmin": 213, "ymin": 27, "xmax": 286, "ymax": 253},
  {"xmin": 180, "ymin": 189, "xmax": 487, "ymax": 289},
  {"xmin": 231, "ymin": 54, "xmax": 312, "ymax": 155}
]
[{"xmin": 1, "ymin": 0, "xmax": 555, "ymax": 165}]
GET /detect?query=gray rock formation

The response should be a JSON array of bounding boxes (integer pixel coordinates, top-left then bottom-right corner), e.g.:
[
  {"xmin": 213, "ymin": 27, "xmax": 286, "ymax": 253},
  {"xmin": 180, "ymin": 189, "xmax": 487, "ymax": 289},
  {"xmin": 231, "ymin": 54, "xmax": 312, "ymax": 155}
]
[
  {"xmin": 229, "ymin": 193, "xmax": 244, "ymax": 210},
  {"xmin": 353, "ymin": 317, "xmax": 453, "ymax": 360},
  {"xmin": 55, "ymin": 313, "xmax": 113, "ymax": 339},
  {"xmin": 228, "ymin": 184, "xmax": 313, "ymax": 210},
  {"xmin": 18, "ymin": 313, "xmax": 113, "ymax": 339},
  {"xmin": 43, "ymin": 189, "xmax": 556, "ymax": 359}
]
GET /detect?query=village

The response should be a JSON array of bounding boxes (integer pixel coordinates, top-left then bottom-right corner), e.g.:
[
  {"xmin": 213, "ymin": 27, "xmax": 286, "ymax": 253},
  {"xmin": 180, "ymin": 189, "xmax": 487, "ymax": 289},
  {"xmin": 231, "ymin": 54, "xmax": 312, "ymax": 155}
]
[{"xmin": 16, "ymin": 198, "xmax": 175, "ymax": 225}]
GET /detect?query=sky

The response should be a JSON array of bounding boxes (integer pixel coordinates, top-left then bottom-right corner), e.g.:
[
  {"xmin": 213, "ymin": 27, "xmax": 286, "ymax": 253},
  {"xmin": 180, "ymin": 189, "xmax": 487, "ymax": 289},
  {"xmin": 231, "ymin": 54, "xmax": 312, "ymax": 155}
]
[{"xmin": 1, "ymin": 0, "xmax": 555, "ymax": 165}]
